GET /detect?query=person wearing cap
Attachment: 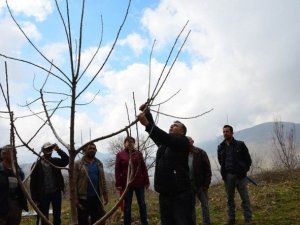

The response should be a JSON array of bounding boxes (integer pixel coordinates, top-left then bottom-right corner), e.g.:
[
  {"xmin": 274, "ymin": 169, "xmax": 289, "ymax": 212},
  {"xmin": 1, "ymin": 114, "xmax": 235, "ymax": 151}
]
[
  {"xmin": 74, "ymin": 142, "xmax": 108, "ymax": 225},
  {"xmin": 115, "ymin": 136, "xmax": 150, "ymax": 225},
  {"xmin": 30, "ymin": 142, "xmax": 69, "ymax": 225},
  {"xmin": 0, "ymin": 145, "xmax": 28, "ymax": 225}
]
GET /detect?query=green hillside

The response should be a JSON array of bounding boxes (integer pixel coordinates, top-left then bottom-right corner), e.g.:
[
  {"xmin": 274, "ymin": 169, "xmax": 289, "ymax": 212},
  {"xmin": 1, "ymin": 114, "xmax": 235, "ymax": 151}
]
[{"xmin": 21, "ymin": 169, "xmax": 300, "ymax": 225}]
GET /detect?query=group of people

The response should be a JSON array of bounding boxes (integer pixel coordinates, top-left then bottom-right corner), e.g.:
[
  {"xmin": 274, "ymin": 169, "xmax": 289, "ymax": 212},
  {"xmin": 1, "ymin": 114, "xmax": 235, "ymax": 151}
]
[{"xmin": 0, "ymin": 104, "xmax": 253, "ymax": 225}]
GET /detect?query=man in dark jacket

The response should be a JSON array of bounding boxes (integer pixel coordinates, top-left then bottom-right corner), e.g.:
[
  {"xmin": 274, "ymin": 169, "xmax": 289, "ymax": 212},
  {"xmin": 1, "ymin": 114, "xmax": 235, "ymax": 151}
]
[
  {"xmin": 138, "ymin": 106, "xmax": 193, "ymax": 225},
  {"xmin": 187, "ymin": 136, "xmax": 212, "ymax": 225},
  {"xmin": 0, "ymin": 145, "xmax": 28, "ymax": 225},
  {"xmin": 30, "ymin": 142, "xmax": 69, "ymax": 225},
  {"xmin": 217, "ymin": 125, "xmax": 252, "ymax": 225},
  {"xmin": 115, "ymin": 136, "xmax": 150, "ymax": 225}
]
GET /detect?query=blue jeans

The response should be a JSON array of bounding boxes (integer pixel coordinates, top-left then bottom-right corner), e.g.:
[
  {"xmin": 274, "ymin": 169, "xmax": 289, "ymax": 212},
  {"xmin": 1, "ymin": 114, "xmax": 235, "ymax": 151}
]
[
  {"xmin": 192, "ymin": 187, "xmax": 211, "ymax": 225},
  {"xmin": 124, "ymin": 187, "xmax": 148, "ymax": 225},
  {"xmin": 159, "ymin": 190, "xmax": 194, "ymax": 225},
  {"xmin": 225, "ymin": 173, "xmax": 252, "ymax": 222},
  {"xmin": 39, "ymin": 191, "xmax": 62, "ymax": 225}
]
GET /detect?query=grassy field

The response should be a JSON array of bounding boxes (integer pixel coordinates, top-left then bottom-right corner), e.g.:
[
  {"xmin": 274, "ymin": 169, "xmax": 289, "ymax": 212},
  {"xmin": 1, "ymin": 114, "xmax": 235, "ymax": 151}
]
[{"xmin": 21, "ymin": 169, "xmax": 300, "ymax": 225}]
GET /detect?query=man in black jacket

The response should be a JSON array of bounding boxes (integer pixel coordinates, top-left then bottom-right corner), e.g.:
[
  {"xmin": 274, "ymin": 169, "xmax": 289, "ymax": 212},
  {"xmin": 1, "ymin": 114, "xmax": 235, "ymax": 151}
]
[
  {"xmin": 0, "ymin": 145, "xmax": 28, "ymax": 225},
  {"xmin": 217, "ymin": 125, "xmax": 252, "ymax": 225},
  {"xmin": 187, "ymin": 136, "xmax": 212, "ymax": 225},
  {"xmin": 138, "ymin": 106, "xmax": 193, "ymax": 225},
  {"xmin": 30, "ymin": 142, "xmax": 69, "ymax": 225}
]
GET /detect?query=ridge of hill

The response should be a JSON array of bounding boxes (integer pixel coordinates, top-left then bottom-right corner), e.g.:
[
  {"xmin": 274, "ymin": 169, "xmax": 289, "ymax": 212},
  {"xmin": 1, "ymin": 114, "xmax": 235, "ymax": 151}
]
[{"xmin": 201, "ymin": 121, "xmax": 300, "ymax": 157}]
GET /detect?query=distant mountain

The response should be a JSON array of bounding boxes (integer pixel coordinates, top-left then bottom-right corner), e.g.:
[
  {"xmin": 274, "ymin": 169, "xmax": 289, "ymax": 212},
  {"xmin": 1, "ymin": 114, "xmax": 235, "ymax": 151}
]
[
  {"xmin": 20, "ymin": 151, "xmax": 112, "ymax": 177},
  {"xmin": 200, "ymin": 121, "xmax": 300, "ymax": 166}
]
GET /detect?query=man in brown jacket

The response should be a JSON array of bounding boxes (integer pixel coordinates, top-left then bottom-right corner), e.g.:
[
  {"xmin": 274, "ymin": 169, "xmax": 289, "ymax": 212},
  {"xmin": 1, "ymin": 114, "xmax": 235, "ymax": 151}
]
[
  {"xmin": 187, "ymin": 137, "xmax": 212, "ymax": 225},
  {"xmin": 74, "ymin": 142, "xmax": 108, "ymax": 225}
]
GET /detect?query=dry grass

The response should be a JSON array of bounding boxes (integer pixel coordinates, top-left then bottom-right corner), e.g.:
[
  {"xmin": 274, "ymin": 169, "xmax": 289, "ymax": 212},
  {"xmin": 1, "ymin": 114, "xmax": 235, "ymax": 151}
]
[{"xmin": 21, "ymin": 169, "xmax": 300, "ymax": 225}]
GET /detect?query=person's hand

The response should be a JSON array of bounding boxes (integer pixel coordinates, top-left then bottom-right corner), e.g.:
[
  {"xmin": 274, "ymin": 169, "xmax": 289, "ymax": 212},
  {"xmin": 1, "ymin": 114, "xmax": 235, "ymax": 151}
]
[
  {"xmin": 116, "ymin": 186, "xmax": 122, "ymax": 192},
  {"xmin": 138, "ymin": 113, "xmax": 149, "ymax": 126},
  {"xmin": 139, "ymin": 103, "xmax": 150, "ymax": 113},
  {"xmin": 103, "ymin": 194, "xmax": 108, "ymax": 205},
  {"xmin": 145, "ymin": 183, "xmax": 150, "ymax": 190},
  {"xmin": 53, "ymin": 144, "xmax": 59, "ymax": 151}
]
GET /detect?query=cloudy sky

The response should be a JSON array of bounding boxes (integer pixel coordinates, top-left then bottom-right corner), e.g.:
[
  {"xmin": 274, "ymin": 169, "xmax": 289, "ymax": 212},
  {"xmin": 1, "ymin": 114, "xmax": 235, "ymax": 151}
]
[{"xmin": 0, "ymin": 0, "xmax": 299, "ymax": 163}]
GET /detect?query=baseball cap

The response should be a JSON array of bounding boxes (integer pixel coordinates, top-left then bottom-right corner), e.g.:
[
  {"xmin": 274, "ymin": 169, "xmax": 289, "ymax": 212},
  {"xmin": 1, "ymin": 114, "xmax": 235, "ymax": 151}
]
[{"xmin": 42, "ymin": 142, "xmax": 56, "ymax": 150}]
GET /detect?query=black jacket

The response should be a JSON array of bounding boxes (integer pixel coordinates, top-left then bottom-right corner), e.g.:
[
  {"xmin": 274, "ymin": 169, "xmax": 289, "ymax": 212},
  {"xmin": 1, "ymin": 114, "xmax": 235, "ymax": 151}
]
[
  {"xmin": 30, "ymin": 149, "xmax": 69, "ymax": 202},
  {"xmin": 217, "ymin": 138, "xmax": 252, "ymax": 180},
  {"xmin": 191, "ymin": 147, "xmax": 212, "ymax": 190},
  {"xmin": 0, "ymin": 162, "xmax": 28, "ymax": 217},
  {"xmin": 145, "ymin": 112, "xmax": 191, "ymax": 195}
]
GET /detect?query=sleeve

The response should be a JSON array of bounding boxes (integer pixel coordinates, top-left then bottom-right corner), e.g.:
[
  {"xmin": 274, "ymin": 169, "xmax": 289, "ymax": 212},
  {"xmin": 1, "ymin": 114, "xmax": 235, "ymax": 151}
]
[
  {"xmin": 29, "ymin": 162, "xmax": 38, "ymax": 202},
  {"xmin": 146, "ymin": 125, "xmax": 189, "ymax": 151},
  {"xmin": 217, "ymin": 145, "xmax": 222, "ymax": 165},
  {"xmin": 241, "ymin": 142, "xmax": 252, "ymax": 171},
  {"xmin": 202, "ymin": 151, "xmax": 212, "ymax": 188},
  {"xmin": 114, "ymin": 152, "xmax": 122, "ymax": 188},
  {"xmin": 100, "ymin": 162, "xmax": 108, "ymax": 197},
  {"xmin": 54, "ymin": 149, "xmax": 69, "ymax": 167},
  {"xmin": 74, "ymin": 161, "xmax": 79, "ymax": 197},
  {"xmin": 140, "ymin": 153, "xmax": 150, "ymax": 187}
]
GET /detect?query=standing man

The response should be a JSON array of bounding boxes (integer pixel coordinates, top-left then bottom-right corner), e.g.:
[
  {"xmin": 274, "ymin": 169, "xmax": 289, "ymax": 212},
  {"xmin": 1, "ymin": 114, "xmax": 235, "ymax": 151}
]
[
  {"xmin": 187, "ymin": 136, "xmax": 212, "ymax": 225},
  {"xmin": 217, "ymin": 125, "xmax": 252, "ymax": 225},
  {"xmin": 138, "ymin": 106, "xmax": 193, "ymax": 225},
  {"xmin": 30, "ymin": 142, "xmax": 69, "ymax": 225},
  {"xmin": 0, "ymin": 145, "xmax": 28, "ymax": 225},
  {"xmin": 115, "ymin": 136, "xmax": 150, "ymax": 225},
  {"xmin": 74, "ymin": 142, "xmax": 108, "ymax": 225}
]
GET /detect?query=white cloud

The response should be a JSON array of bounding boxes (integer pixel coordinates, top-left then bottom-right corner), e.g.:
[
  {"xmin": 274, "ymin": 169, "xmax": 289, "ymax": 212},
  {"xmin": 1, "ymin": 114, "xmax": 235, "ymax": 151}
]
[
  {"xmin": 139, "ymin": 0, "xmax": 300, "ymax": 143},
  {"xmin": 1, "ymin": 0, "xmax": 53, "ymax": 22},
  {"xmin": 118, "ymin": 33, "xmax": 149, "ymax": 56},
  {"xmin": 0, "ymin": 18, "xmax": 41, "ymax": 55},
  {"xmin": 41, "ymin": 42, "xmax": 68, "ymax": 66},
  {"xmin": 1, "ymin": 0, "xmax": 300, "ymax": 163}
]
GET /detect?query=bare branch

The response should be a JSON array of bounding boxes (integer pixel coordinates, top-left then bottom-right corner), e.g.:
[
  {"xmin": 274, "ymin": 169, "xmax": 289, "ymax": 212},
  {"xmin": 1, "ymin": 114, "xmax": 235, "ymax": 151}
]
[
  {"xmin": 149, "ymin": 21, "xmax": 189, "ymax": 102},
  {"xmin": 74, "ymin": 0, "xmax": 86, "ymax": 79},
  {"xmin": 151, "ymin": 89, "xmax": 181, "ymax": 106},
  {"xmin": 54, "ymin": 0, "xmax": 71, "ymax": 46},
  {"xmin": 148, "ymin": 40, "xmax": 156, "ymax": 99},
  {"xmin": 40, "ymin": 91, "xmax": 69, "ymax": 149},
  {"xmin": 76, "ymin": 0, "xmax": 132, "ymax": 99},
  {"xmin": 152, "ymin": 29, "xmax": 191, "ymax": 101},
  {"xmin": 76, "ymin": 90, "xmax": 100, "ymax": 106},
  {"xmin": 5, "ymin": 1, "xmax": 70, "ymax": 83},
  {"xmin": 0, "ymin": 53, "xmax": 71, "ymax": 87},
  {"xmin": 125, "ymin": 102, "xmax": 132, "ymax": 136},
  {"xmin": 77, "ymin": 15, "xmax": 104, "ymax": 83},
  {"xmin": 150, "ymin": 108, "xmax": 214, "ymax": 120}
]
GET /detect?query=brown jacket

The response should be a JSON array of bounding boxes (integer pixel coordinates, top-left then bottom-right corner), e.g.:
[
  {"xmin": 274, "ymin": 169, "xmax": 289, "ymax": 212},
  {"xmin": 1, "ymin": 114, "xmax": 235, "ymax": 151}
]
[
  {"xmin": 74, "ymin": 157, "xmax": 108, "ymax": 200},
  {"xmin": 191, "ymin": 146, "xmax": 212, "ymax": 190}
]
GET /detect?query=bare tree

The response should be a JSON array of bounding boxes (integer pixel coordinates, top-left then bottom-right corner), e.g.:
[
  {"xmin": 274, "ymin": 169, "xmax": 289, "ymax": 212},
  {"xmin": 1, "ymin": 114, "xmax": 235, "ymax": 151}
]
[
  {"xmin": 0, "ymin": 1, "xmax": 199, "ymax": 225},
  {"xmin": 106, "ymin": 135, "xmax": 156, "ymax": 172},
  {"xmin": 272, "ymin": 119, "xmax": 299, "ymax": 171}
]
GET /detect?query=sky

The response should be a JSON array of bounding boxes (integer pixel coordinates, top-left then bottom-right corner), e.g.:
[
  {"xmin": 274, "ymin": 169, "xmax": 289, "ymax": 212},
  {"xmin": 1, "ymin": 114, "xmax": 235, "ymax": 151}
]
[{"xmin": 0, "ymin": 0, "xmax": 300, "ymax": 164}]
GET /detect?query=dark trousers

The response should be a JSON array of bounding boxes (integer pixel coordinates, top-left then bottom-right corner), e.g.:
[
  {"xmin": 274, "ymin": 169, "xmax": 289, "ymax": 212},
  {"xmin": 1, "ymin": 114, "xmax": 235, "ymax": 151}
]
[
  {"xmin": 192, "ymin": 187, "xmax": 211, "ymax": 225},
  {"xmin": 39, "ymin": 191, "xmax": 62, "ymax": 225},
  {"xmin": 159, "ymin": 190, "xmax": 194, "ymax": 225},
  {"xmin": 0, "ymin": 199, "xmax": 22, "ymax": 225},
  {"xmin": 124, "ymin": 187, "xmax": 148, "ymax": 225},
  {"xmin": 225, "ymin": 173, "xmax": 252, "ymax": 222},
  {"xmin": 77, "ymin": 196, "xmax": 106, "ymax": 225}
]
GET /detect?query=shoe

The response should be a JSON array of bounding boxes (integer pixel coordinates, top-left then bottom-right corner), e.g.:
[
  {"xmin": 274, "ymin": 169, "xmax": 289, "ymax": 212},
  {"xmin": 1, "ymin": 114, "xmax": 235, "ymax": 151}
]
[
  {"xmin": 245, "ymin": 220, "xmax": 252, "ymax": 225},
  {"xmin": 224, "ymin": 219, "xmax": 235, "ymax": 225}
]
